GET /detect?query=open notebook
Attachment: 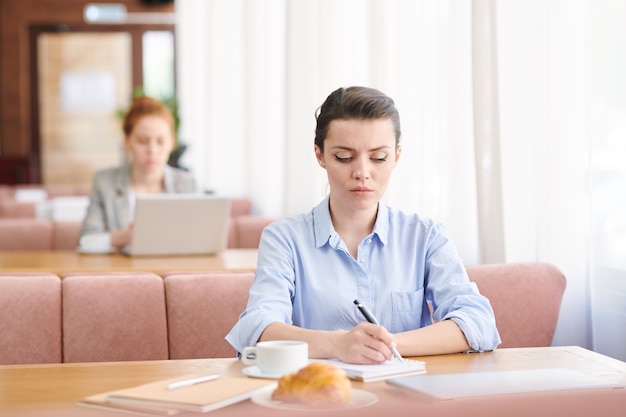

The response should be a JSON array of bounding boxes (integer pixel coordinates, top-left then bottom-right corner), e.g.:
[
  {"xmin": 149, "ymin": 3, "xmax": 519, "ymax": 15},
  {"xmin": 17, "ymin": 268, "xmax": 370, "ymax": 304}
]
[{"xmin": 315, "ymin": 358, "xmax": 426, "ymax": 382}]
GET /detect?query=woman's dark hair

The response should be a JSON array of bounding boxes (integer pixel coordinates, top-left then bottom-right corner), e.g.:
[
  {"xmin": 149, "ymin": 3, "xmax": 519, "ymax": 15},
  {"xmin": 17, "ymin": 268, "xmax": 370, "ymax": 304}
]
[{"xmin": 314, "ymin": 86, "xmax": 401, "ymax": 152}]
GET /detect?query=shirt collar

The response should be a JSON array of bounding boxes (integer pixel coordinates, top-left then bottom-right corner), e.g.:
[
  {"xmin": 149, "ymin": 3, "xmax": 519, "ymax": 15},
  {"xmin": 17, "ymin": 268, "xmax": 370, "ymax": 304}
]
[
  {"xmin": 312, "ymin": 196, "xmax": 390, "ymax": 248},
  {"xmin": 115, "ymin": 163, "xmax": 174, "ymax": 194},
  {"xmin": 373, "ymin": 202, "xmax": 390, "ymax": 246}
]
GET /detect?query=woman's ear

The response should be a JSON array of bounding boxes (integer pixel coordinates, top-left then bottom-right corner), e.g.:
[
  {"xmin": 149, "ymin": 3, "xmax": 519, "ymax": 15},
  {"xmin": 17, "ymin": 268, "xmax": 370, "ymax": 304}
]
[
  {"xmin": 315, "ymin": 145, "xmax": 326, "ymax": 168},
  {"xmin": 123, "ymin": 136, "xmax": 131, "ymax": 152},
  {"xmin": 394, "ymin": 145, "xmax": 402, "ymax": 166}
]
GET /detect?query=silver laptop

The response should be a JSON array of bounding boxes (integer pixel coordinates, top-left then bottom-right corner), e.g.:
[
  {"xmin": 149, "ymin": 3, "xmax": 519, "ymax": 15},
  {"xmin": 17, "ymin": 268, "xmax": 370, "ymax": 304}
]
[{"xmin": 127, "ymin": 194, "xmax": 231, "ymax": 256}]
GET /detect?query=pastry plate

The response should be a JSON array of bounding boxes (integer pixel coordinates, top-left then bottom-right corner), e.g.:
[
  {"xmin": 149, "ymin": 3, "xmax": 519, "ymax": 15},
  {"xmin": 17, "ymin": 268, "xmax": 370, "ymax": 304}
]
[
  {"xmin": 250, "ymin": 385, "xmax": 378, "ymax": 411},
  {"xmin": 242, "ymin": 366, "xmax": 284, "ymax": 380}
]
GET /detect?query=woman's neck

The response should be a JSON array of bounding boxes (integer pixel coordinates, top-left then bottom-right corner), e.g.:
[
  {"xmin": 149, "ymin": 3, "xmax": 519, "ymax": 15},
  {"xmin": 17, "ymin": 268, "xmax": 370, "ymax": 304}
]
[
  {"xmin": 130, "ymin": 165, "xmax": 165, "ymax": 194},
  {"xmin": 329, "ymin": 198, "xmax": 378, "ymax": 258}
]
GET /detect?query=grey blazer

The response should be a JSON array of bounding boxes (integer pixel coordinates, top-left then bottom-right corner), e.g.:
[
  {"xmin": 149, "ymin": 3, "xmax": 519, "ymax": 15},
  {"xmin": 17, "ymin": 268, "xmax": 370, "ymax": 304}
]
[{"xmin": 79, "ymin": 164, "xmax": 198, "ymax": 240}]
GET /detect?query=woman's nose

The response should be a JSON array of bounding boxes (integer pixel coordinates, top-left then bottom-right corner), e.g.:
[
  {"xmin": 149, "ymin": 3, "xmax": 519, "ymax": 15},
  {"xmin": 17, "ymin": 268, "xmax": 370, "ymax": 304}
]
[
  {"xmin": 353, "ymin": 158, "xmax": 371, "ymax": 180},
  {"xmin": 147, "ymin": 141, "xmax": 159, "ymax": 153}
]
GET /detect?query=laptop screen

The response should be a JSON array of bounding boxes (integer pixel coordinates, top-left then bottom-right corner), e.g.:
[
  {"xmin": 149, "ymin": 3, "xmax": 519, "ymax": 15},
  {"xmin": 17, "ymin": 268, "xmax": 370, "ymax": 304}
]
[{"xmin": 128, "ymin": 194, "xmax": 231, "ymax": 256}]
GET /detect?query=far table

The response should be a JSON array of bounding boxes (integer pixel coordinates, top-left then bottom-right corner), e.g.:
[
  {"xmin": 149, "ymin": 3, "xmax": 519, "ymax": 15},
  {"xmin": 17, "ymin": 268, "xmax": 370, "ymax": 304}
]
[{"xmin": 0, "ymin": 249, "xmax": 258, "ymax": 275}]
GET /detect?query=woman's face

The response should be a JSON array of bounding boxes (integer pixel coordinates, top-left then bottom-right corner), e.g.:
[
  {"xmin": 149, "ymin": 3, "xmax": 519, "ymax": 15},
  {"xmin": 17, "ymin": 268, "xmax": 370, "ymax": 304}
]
[
  {"xmin": 315, "ymin": 118, "xmax": 401, "ymax": 215},
  {"xmin": 125, "ymin": 115, "xmax": 175, "ymax": 173}
]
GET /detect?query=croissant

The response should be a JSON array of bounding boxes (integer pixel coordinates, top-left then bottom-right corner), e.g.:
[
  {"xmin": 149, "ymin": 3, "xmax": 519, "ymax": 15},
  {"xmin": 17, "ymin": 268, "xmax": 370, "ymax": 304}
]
[{"xmin": 271, "ymin": 362, "xmax": 352, "ymax": 406}]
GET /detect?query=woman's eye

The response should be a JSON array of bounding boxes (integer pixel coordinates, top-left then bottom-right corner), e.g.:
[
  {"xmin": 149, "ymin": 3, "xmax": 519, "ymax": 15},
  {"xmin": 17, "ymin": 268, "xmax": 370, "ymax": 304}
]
[
  {"xmin": 335, "ymin": 155, "xmax": 352, "ymax": 162},
  {"xmin": 371, "ymin": 154, "xmax": 388, "ymax": 162}
]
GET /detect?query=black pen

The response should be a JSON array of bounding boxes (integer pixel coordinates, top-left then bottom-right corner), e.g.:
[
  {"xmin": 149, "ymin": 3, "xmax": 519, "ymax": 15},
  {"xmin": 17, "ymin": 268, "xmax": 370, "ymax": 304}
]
[{"xmin": 353, "ymin": 299, "xmax": 405, "ymax": 363}]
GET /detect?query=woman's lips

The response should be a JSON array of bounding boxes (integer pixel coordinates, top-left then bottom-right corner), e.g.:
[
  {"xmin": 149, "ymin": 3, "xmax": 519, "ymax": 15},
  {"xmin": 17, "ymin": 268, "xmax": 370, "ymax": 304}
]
[{"xmin": 351, "ymin": 187, "xmax": 373, "ymax": 196}]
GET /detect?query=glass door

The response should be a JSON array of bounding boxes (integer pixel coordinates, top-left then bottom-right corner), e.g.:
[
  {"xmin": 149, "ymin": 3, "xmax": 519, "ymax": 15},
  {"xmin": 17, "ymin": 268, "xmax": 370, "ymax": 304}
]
[
  {"xmin": 38, "ymin": 31, "xmax": 132, "ymax": 185},
  {"xmin": 31, "ymin": 24, "xmax": 175, "ymax": 186}
]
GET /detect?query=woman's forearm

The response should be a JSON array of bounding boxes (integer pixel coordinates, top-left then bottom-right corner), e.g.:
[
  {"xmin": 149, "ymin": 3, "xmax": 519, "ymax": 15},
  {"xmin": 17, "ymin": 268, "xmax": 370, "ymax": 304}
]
[
  {"xmin": 259, "ymin": 322, "xmax": 342, "ymax": 359},
  {"xmin": 394, "ymin": 319, "xmax": 471, "ymax": 357}
]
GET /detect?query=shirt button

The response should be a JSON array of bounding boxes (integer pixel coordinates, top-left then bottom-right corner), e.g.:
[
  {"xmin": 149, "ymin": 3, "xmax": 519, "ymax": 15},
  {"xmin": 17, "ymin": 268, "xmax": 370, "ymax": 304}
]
[
  {"xmin": 366, "ymin": 238, "xmax": 372, "ymax": 244},
  {"xmin": 360, "ymin": 257, "xmax": 366, "ymax": 263}
]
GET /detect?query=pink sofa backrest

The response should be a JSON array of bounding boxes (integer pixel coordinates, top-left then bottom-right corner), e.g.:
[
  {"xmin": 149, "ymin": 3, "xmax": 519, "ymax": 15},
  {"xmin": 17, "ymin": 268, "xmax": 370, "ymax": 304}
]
[
  {"xmin": 0, "ymin": 273, "xmax": 62, "ymax": 364},
  {"xmin": 45, "ymin": 184, "xmax": 91, "ymax": 199},
  {"xmin": 52, "ymin": 220, "xmax": 82, "ymax": 250},
  {"xmin": 0, "ymin": 185, "xmax": 13, "ymax": 199},
  {"xmin": 0, "ymin": 218, "xmax": 53, "ymax": 250},
  {"xmin": 0, "ymin": 199, "xmax": 37, "ymax": 218},
  {"xmin": 164, "ymin": 272, "xmax": 254, "ymax": 359},
  {"xmin": 62, "ymin": 272, "xmax": 169, "ymax": 362},
  {"xmin": 230, "ymin": 197, "xmax": 252, "ymax": 217},
  {"xmin": 228, "ymin": 216, "xmax": 275, "ymax": 249},
  {"xmin": 466, "ymin": 262, "xmax": 566, "ymax": 348}
]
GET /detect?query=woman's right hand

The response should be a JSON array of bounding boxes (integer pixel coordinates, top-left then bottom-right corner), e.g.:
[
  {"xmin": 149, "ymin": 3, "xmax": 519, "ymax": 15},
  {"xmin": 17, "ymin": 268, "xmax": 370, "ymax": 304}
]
[
  {"xmin": 332, "ymin": 322, "xmax": 396, "ymax": 364},
  {"xmin": 110, "ymin": 226, "xmax": 133, "ymax": 251}
]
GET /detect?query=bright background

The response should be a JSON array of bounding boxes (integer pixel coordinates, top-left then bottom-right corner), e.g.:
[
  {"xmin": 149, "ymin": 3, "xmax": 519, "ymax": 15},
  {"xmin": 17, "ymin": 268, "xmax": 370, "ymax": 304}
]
[{"xmin": 175, "ymin": 0, "xmax": 626, "ymax": 361}]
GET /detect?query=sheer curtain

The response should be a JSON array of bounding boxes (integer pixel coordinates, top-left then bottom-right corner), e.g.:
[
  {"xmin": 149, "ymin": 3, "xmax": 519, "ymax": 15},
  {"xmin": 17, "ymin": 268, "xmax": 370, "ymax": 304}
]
[
  {"xmin": 495, "ymin": 0, "xmax": 591, "ymax": 350},
  {"xmin": 496, "ymin": 0, "xmax": 625, "ymax": 359},
  {"xmin": 585, "ymin": 1, "xmax": 626, "ymax": 361},
  {"xmin": 176, "ymin": 0, "xmax": 480, "ymax": 264},
  {"xmin": 176, "ymin": 0, "xmax": 626, "ymax": 357}
]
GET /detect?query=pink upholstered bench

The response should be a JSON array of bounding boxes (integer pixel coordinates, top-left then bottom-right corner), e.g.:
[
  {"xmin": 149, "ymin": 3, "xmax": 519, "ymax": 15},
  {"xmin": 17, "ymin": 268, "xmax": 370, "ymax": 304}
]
[
  {"xmin": 61, "ymin": 272, "xmax": 169, "ymax": 363},
  {"xmin": 0, "ymin": 273, "xmax": 62, "ymax": 364},
  {"xmin": 467, "ymin": 262, "xmax": 566, "ymax": 348},
  {"xmin": 0, "ymin": 263, "xmax": 568, "ymax": 366},
  {"xmin": 227, "ymin": 215, "xmax": 275, "ymax": 248},
  {"xmin": 52, "ymin": 220, "xmax": 82, "ymax": 250},
  {"xmin": 0, "ymin": 218, "xmax": 53, "ymax": 250},
  {"xmin": 0, "ymin": 199, "xmax": 37, "ymax": 218},
  {"xmin": 164, "ymin": 271, "xmax": 254, "ymax": 359}
]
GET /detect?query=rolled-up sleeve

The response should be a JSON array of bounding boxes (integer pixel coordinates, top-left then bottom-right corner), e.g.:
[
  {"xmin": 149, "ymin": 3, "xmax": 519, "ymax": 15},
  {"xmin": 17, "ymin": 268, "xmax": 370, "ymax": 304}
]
[
  {"xmin": 425, "ymin": 229, "xmax": 501, "ymax": 351},
  {"xmin": 225, "ymin": 222, "xmax": 297, "ymax": 353}
]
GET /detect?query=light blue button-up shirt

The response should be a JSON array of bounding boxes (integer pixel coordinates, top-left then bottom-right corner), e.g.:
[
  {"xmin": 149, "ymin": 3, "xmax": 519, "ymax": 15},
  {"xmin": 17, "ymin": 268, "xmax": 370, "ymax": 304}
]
[{"xmin": 225, "ymin": 196, "xmax": 501, "ymax": 353}]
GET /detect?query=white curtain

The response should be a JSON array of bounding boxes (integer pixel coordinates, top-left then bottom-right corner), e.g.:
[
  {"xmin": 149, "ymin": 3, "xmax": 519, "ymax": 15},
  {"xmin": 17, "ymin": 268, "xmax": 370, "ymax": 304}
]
[
  {"xmin": 176, "ymin": 0, "xmax": 480, "ymax": 264},
  {"xmin": 495, "ymin": 0, "xmax": 591, "ymax": 350},
  {"xmin": 176, "ymin": 0, "xmax": 626, "ymax": 358},
  {"xmin": 496, "ymin": 0, "xmax": 626, "ymax": 360}
]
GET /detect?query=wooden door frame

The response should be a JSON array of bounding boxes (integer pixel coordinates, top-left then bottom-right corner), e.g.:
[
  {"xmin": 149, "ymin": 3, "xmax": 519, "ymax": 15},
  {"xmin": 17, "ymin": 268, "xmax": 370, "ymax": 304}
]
[{"xmin": 29, "ymin": 23, "xmax": 175, "ymax": 183}]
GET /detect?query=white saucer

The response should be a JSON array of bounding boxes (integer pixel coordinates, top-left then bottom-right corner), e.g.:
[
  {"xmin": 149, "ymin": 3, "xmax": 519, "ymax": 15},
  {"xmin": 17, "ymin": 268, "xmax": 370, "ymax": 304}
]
[
  {"xmin": 251, "ymin": 386, "xmax": 378, "ymax": 411},
  {"xmin": 242, "ymin": 366, "xmax": 284, "ymax": 380},
  {"xmin": 77, "ymin": 246, "xmax": 115, "ymax": 254}
]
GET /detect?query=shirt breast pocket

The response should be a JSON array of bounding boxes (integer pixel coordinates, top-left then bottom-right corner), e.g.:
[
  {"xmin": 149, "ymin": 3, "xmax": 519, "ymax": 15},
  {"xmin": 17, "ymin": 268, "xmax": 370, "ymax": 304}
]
[{"xmin": 390, "ymin": 289, "xmax": 425, "ymax": 333}]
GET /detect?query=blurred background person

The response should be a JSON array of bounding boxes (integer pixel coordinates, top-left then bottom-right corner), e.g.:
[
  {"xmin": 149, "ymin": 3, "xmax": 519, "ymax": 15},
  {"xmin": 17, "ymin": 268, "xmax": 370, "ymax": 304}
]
[{"xmin": 78, "ymin": 95, "xmax": 197, "ymax": 253}]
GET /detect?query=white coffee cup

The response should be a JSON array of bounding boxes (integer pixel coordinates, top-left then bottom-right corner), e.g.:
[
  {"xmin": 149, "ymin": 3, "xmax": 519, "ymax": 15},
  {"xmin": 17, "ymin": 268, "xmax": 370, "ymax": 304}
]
[{"xmin": 241, "ymin": 340, "xmax": 308, "ymax": 376}]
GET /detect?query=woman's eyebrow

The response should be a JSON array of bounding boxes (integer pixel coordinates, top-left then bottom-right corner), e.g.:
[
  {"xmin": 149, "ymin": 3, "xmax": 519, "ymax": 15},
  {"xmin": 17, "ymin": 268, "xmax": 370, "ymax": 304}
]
[{"xmin": 330, "ymin": 145, "xmax": 392, "ymax": 152}]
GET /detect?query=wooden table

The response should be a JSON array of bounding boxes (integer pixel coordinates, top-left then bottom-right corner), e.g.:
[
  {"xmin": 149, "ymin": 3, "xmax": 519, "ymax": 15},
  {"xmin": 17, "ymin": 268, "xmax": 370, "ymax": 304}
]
[
  {"xmin": 1, "ymin": 346, "xmax": 624, "ymax": 417},
  {"xmin": 0, "ymin": 249, "xmax": 258, "ymax": 275}
]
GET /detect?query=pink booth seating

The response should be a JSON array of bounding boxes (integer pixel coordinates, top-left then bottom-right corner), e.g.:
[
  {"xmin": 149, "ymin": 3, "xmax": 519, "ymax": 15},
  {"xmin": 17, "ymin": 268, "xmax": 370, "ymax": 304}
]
[
  {"xmin": 228, "ymin": 216, "xmax": 275, "ymax": 249},
  {"xmin": 0, "ymin": 199, "xmax": 37, "ymax": 218},
  {"xmin": 44, "ymin": 184, "xmax": 91, "ymax": 199},
  {"xmin": 164, "ymin": 271, "xmax": 254, "ymax": 359},
  {"xmin": 0, "ymin": 218, "xmax": 53, "ymax": 250},
  {"xmin": 61, "ymin": 272, "xmax": 169, "ymax": 363},
  {"xmin": 230, "ymin": 197, "xmax": 253, "ymax": 217},
  {"xmin": 52, "ymin": 220, "xmax": 82, "ymax": 250},
  {"xmin": 0, "ymin": 273, "xmax": 62, "ymax": 364},
  {"xmin": 0, "ymin": 263, "xmax": 567, "ymax": 366},
  {"xmin": 0, "ymin": 184, "xmax": 13, "ymax": 199},
  {"xmin": 467, "ymin": 262, "xmax": 566, "ymax": 348}
]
